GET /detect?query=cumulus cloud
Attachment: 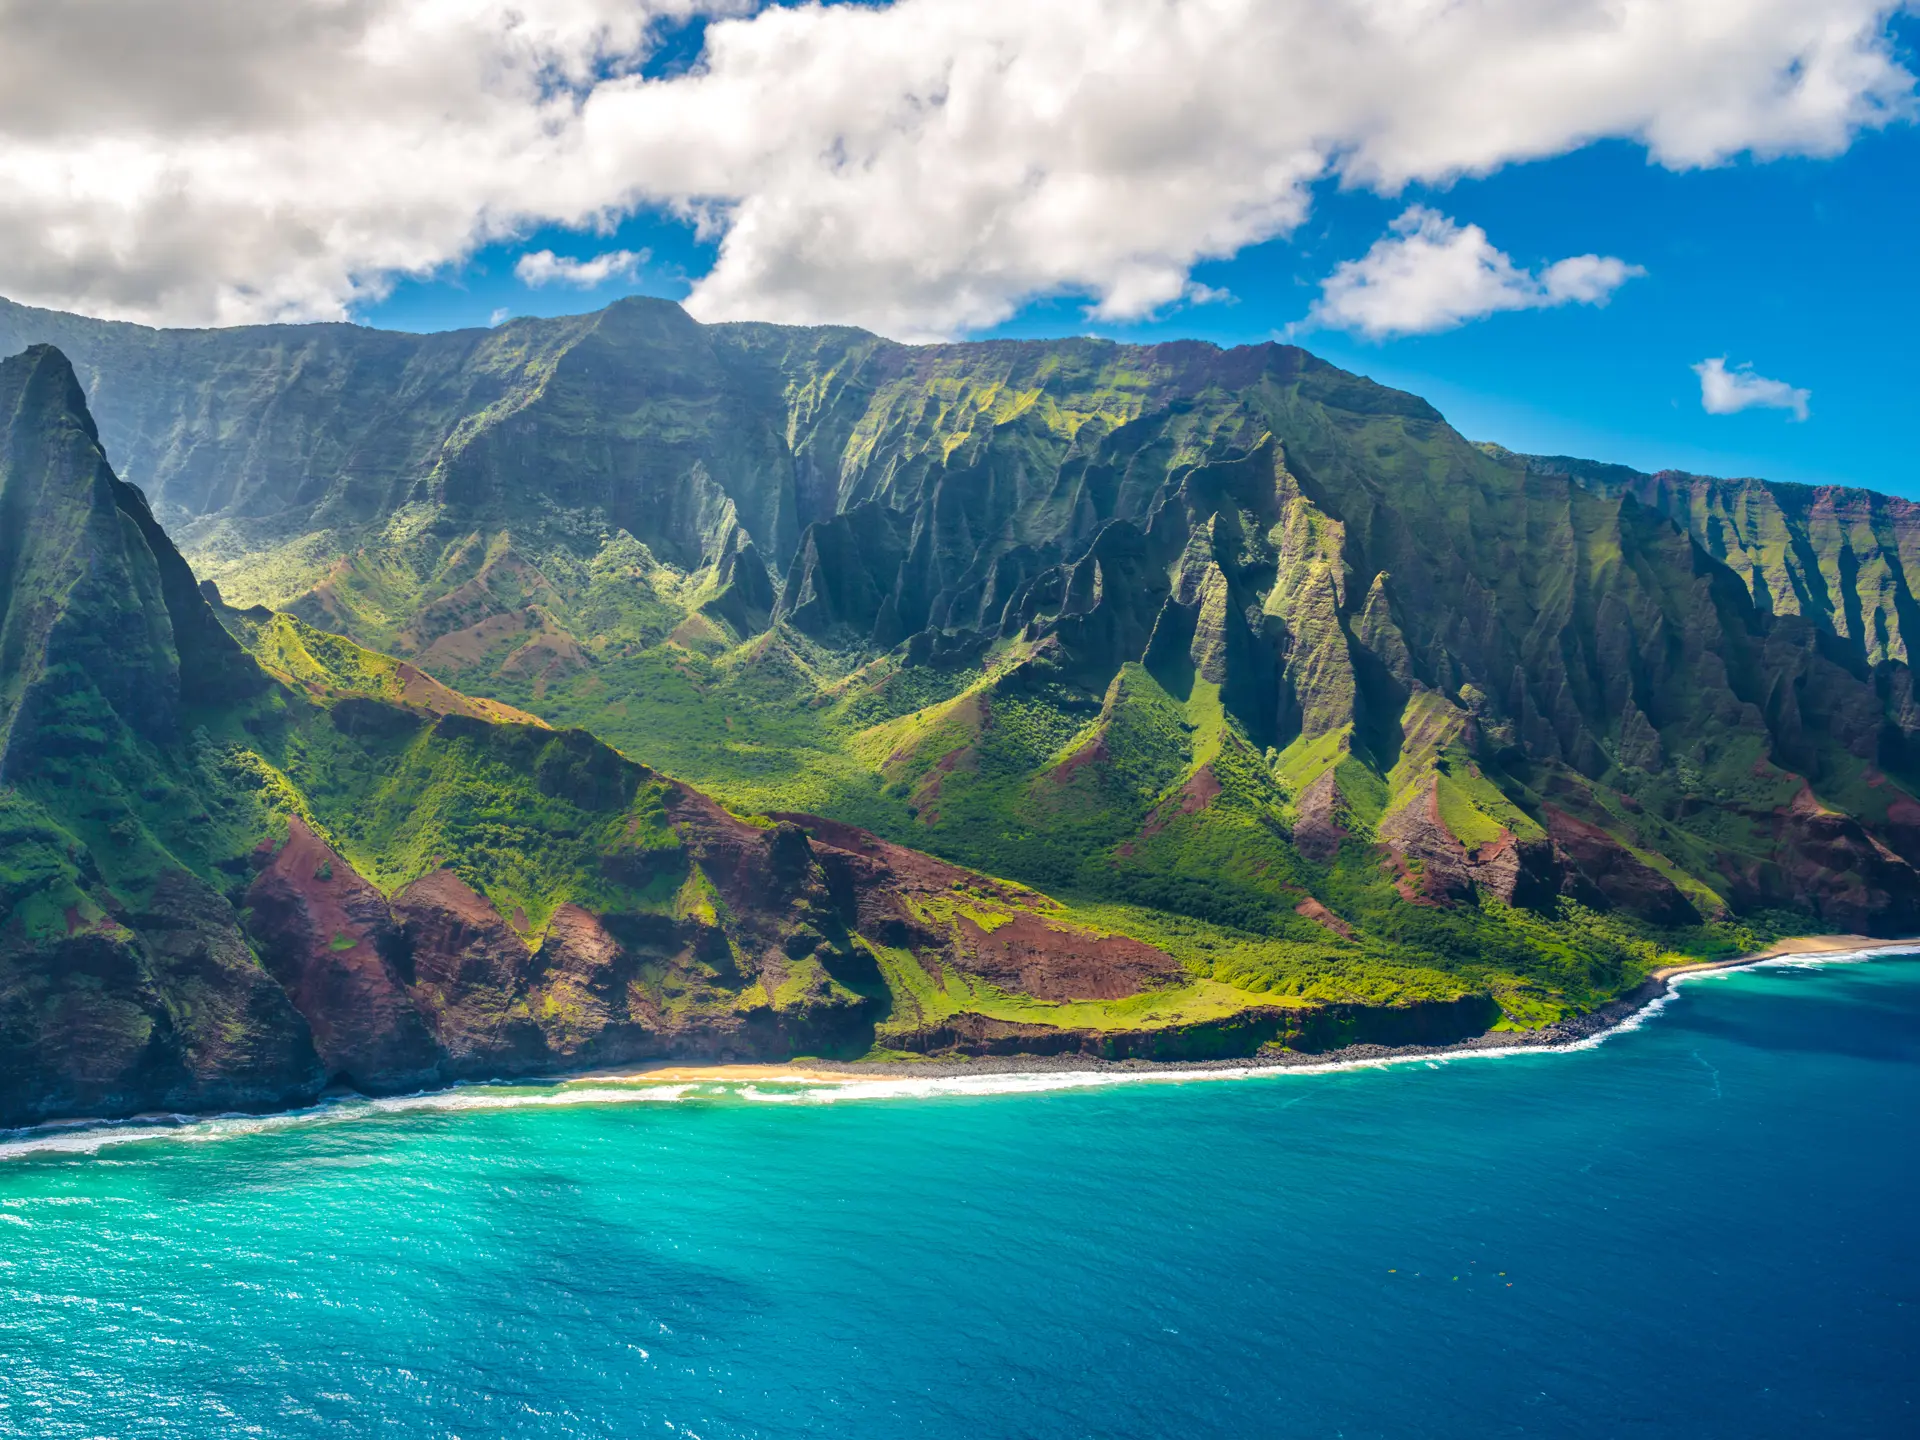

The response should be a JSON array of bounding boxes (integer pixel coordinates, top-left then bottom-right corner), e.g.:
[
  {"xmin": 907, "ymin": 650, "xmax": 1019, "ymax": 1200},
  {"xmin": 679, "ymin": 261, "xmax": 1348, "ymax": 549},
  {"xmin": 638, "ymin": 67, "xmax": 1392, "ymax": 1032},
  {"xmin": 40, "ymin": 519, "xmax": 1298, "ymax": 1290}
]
[
  {"xmin": 0, "ymin": 0, "xmax": 725, "ymax": 325},
  {"xmin": 1307, "ymin": 208, "xmax": 1643, "ymax": 338},
  {"xmin": 515, "ymin": 248, "xmax": 650, "ymax": 288},
  {"xmin": 0, "ymin": 0, "xmax": 1909, "ymax": 334},
  {"xmin": 1694, "ymin": 357, "xmax": 1812, "ymax": 419}
]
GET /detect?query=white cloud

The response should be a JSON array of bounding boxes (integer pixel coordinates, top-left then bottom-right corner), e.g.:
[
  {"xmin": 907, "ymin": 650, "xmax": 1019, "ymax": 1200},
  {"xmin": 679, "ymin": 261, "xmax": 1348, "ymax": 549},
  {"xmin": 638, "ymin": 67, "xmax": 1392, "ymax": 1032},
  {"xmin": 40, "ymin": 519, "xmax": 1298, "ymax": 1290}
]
[
  {"xmin": 1694, "ymin": 357, "xmax": 1812, "ymax": 419},
  {"xmin": 1307, "ymin": 208, "xmax": 1644, "ymax": 338},
  {"xmin": 514, "ymin": 248, "xmax": 650, "ymax": 288},
  {"xmin": 0, "ymin": 1, "xmax": 1908, "ymax": 334}
]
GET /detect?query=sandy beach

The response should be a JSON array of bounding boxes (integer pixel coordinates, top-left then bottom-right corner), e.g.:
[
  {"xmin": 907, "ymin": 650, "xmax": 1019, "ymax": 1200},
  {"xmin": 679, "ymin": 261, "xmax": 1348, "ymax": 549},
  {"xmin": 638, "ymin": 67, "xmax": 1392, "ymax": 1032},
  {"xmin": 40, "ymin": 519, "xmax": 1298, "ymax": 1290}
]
[
  {"xmin": 1649, "ymin": 933, "xmax": 1919, "ymax": 981},
  {"xmin": 591, "ymin": 1062, "xmax": 869, "ymax": 1085}
]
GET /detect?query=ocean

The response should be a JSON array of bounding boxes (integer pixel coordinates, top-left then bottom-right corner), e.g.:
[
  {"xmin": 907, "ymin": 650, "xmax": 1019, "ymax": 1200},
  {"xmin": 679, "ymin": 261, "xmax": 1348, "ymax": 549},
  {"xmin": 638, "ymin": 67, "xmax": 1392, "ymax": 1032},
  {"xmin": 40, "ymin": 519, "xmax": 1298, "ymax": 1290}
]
[{"xmin": 4, "ymin": 953, "xmax": 1918, "ymax": 1439}]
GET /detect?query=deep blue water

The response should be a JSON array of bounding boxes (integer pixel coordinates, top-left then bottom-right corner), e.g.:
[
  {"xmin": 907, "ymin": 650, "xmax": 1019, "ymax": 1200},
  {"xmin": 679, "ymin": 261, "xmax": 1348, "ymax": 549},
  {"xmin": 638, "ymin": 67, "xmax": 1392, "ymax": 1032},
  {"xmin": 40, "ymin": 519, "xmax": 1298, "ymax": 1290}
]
[{"xmin": 4, "ymin": 954, "xmax": 1919, "ymax": 1439}]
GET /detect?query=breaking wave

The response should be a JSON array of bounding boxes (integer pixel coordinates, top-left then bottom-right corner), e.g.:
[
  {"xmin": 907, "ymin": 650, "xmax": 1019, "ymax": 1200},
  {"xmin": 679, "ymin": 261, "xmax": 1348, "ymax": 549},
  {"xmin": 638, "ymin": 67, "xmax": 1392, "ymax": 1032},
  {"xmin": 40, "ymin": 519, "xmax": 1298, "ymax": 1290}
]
[
  {"xmin": 0, "ymin": 1083, "xmax": 700, "ymax": 1163},
  {"xmin": 4, "ymin": 945, "xmax": 1912, "ymax": 1159}
]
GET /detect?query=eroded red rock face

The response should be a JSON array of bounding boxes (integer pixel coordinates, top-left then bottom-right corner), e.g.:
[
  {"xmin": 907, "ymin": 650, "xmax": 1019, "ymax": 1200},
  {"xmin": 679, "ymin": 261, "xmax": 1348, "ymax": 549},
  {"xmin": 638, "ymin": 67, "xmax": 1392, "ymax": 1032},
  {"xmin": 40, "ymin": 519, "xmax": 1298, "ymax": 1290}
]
[
  {"xmin": 956, "ymin": 913, "xmax": 1183, "ymax": 1001},
  {"xmin": 1760, "ymin": 799, "xmax": 1920, "ymax": 936},
  {"xmin": 1882, "ymin": 793, "xmax": 1920, "ymax": 869},
  {"xmin": 1294, "ymin": 897, "xmax": 1356, "ymax": 939},
  {"xmin": 1543, "ymin": 807, "xmax": 1700, "ymax": 926},
  {"xmin": 391, "ymin": 869, "xmax": 546, "ymax": 1073},
  {"xmin": 1376, "ymin": 779, "xmax": 1560, "ymax": 908},
  {"xmin": 1290, "ymin": 770, "xmax": 1346, "ymax": 863},
  {"xmin": 1142, "ymin": 765, "xmax": 1222, "ymax": 837},
  {"xmin": 232, "ymin": 795, "xmax": 938, "ymax": 1090},
  {"xmin": 768, "ymin": 810, "xmax": 1187, "ymax": 1001},
  {"xmin": 244, "ymin": 818, "xmax": 442, "ymax": 1090},
  {"xmin": 530, "ymin": 903, "xmax": 638, "ymax": 1058},
  {"xmin": 767, "ymin": 809, "xmax": 1038, "ymax": 957}
]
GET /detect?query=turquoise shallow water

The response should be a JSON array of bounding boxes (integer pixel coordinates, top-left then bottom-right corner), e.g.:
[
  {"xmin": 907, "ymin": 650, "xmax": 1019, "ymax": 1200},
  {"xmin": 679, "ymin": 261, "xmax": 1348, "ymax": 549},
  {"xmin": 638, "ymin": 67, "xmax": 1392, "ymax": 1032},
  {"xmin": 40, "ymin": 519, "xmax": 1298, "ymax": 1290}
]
[{"xmin": 3, "ymin": 955, "xmax": 1918, "ymax": 1439}]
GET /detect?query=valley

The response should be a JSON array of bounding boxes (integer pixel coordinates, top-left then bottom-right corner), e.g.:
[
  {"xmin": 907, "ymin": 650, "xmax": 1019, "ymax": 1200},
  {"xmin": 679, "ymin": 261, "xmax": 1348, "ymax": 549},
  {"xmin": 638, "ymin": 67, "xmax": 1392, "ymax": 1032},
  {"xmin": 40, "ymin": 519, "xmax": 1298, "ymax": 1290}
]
[{"xmin": 4, "ymin": 295, "xmax": 1917, "ymax": 1126}]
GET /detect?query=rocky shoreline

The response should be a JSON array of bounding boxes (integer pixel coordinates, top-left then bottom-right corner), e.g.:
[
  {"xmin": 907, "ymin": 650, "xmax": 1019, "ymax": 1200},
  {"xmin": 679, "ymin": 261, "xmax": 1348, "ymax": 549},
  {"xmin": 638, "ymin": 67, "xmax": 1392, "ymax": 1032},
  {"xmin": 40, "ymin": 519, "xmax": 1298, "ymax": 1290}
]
[{"xmin": 8, "ymin": 938, "xmax": 1917, "ymax": 1147}]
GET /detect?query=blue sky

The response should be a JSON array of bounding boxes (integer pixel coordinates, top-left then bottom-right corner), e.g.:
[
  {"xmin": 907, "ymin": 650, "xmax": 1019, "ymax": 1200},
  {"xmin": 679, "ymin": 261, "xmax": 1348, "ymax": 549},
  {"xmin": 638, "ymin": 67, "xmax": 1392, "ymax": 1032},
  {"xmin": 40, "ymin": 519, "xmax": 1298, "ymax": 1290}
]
[
  {"xmin": 359, "ymin": 14, "xmax": 1920, "ymax": 497},
  {"xmin": 2, "ymin": 0, "xmax": 1907, "ymax": 497}
]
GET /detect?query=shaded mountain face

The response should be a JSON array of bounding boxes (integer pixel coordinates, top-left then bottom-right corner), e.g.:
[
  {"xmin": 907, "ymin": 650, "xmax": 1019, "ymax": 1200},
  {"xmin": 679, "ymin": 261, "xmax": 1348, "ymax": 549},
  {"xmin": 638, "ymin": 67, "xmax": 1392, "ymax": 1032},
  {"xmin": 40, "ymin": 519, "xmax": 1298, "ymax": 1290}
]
[
  {"xmin": 10, "ymin": 296, "xmax": 1911, "ymax": 923},
  {"xmin": 0, "ymin": 297, "xmax": 1916, "ymax": 1126},
  {"xmin": 0, "ymin": 345, "xmax": 319, "ymax": 1123},
  {"xmin": 1512, "ymin": 450, "xmax": 1920, "ymax": 670},
  {"xmin": 11, "ymin": 344, "xmax": 1541, "ymax": 1128}
]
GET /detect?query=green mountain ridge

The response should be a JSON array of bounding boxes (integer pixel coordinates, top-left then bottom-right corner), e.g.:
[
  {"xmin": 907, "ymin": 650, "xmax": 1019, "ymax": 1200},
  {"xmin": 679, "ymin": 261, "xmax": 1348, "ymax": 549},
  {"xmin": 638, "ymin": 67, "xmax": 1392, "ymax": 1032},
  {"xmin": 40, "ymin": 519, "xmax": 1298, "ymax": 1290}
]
[
  {"xmin": 2, "ymin": 292, "xmax": 1917, "ymax": 1121},
  {"xmin": 3, "ymin": 343, "xmax": 1574, "ymax": 1129}
]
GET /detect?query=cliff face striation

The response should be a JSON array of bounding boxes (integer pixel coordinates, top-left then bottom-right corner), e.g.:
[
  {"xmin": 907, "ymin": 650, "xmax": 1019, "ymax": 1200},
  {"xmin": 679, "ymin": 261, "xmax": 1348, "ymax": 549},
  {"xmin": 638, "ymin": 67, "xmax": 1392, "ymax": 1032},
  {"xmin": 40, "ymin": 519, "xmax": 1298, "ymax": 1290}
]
[
  {"xmin": 1, "ymin": 299, "xmax": 1917, "ymax": 1122},
  {"xmin": 9, "ymin": 343, "xmax": 1494, "ymax": 1127},
  {"xmin": 0, "ymin": 345, "xmax": 319, "ymax": 1123}
]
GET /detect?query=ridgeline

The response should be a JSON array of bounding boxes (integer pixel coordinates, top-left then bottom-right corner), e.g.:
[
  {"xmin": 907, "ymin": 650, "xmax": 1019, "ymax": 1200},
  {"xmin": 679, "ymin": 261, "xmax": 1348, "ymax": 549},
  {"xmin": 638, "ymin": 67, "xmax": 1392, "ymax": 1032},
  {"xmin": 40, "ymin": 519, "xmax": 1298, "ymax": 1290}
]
[{"xmin": 3, "ymin": 293, "xmax": 1917, "ymax": 1125}]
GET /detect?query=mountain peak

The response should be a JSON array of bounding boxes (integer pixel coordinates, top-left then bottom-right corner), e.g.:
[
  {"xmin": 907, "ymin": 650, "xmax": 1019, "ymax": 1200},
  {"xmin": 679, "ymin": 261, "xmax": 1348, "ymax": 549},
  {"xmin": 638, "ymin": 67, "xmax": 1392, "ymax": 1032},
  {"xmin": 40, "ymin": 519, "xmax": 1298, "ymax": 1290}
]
[
  {"xmin": 0, "ymin": 343, "xmax": 257, "ymax": 778},
  {"xmin": 2, "ymin": 342, "xmax": 99, "ymax": 443}
]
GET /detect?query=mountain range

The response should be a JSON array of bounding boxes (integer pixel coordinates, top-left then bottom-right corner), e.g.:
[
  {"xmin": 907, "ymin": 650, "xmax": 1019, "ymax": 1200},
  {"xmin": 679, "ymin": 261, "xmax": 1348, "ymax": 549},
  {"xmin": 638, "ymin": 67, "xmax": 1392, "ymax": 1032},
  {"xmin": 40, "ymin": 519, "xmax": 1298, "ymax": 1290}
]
[{"xmin": 3, "ymin": 292, "xmax": 1916, "ymax": 1127}]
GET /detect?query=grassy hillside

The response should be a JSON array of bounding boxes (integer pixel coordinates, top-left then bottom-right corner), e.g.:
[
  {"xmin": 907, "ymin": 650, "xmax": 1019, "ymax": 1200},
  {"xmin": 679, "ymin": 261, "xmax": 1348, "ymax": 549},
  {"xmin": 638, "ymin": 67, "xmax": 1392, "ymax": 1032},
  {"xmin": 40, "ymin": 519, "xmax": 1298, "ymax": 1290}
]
[
  {"xmin": 5, "ymin": 298, "xmax": 1919, "ymax": 1126},
  {"xmin": 19, "ymin": 341, "xmax": 1784, "ymax": 1130}
]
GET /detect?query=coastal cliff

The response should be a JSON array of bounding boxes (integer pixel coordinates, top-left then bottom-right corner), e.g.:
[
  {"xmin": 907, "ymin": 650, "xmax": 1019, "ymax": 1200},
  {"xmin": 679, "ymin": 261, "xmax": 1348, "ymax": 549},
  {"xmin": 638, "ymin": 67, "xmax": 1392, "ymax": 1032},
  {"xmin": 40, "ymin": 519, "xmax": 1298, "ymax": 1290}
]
[{"xmin": 4, "ymin": 323, "xmax": 1919, "ymax": 1127}]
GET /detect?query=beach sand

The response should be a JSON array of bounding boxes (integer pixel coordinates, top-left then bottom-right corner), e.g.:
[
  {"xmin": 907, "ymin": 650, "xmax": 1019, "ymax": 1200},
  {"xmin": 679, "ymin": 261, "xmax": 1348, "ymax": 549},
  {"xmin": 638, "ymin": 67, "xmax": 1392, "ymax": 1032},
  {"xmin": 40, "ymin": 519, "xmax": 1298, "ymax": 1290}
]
[
  {"xmin": 592, "ymin": 1063, "xmax": 866, "ymax": 1085},
  {"xmin": 1650, "ymin": 933, "xmax": 1917, "ymax": 981}
]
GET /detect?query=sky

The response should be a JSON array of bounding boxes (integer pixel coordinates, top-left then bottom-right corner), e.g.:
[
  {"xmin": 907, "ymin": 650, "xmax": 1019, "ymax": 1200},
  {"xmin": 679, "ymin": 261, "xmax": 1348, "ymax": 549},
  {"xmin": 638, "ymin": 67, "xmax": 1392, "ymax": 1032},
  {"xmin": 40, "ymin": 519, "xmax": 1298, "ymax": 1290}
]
[{"xmin": 0, "ymin": 1, "xmax": 1915, "ymax": 494}]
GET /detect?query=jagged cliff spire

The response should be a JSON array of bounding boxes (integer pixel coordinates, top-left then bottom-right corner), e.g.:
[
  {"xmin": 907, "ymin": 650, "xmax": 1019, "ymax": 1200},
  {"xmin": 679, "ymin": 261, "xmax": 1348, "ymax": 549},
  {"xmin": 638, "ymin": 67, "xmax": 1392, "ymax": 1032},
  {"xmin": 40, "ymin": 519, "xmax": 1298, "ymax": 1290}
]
[{"xmin": 0, "ymin": 345, "xmax": 261, "ymax": 780}]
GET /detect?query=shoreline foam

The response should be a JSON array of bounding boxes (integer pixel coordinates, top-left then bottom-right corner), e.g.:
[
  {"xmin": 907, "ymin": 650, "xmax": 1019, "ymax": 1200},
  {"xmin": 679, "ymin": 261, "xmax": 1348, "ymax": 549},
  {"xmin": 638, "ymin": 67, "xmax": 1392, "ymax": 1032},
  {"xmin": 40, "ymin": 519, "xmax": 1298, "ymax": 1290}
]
[
  {"xmin": 594, "ymin": 933, "xmax": 1920, "ymax": 1088},
  {"xmin": 4, "ymin": 935, "xmax": 1915, "ymax": 1159}
]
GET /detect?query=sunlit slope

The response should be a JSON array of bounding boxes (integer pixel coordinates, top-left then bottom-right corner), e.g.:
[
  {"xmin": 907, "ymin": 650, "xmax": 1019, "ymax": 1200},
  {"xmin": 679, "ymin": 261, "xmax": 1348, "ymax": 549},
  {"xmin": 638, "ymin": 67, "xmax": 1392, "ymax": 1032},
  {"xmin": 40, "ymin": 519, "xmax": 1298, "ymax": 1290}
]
[
  {"xmin": 11, "ymin": 342, "xmax": 1683, "ymax": 1131},
  {"xmin": 3, "ymin": 300, "xmax": 1917, "ymax": 1072}
]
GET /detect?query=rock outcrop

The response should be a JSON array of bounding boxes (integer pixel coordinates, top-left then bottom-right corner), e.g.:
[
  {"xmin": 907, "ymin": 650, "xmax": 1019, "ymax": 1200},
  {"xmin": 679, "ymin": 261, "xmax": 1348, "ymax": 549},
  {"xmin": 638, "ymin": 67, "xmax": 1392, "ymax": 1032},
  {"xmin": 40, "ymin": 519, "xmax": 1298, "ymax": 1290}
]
[{"xmin": 0, "ymin": 347, "xmax": 323, "ymax": 1126}]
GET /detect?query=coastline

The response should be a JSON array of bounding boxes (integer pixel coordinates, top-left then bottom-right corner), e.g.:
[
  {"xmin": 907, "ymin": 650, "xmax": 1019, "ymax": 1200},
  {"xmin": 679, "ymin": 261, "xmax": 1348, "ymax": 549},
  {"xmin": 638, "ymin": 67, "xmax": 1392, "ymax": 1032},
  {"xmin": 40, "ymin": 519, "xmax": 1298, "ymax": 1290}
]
[
  {"xmin": 5, "ymin": 935, "xmax": 1916, "ymax": 1154},
  {"xmin": 1643, "ymin": 931, "xmax": 1913, "ymax": 980},
  {"xmin": 592, "ymin": 932, "xmax": 1920, "ymax": 1088}
]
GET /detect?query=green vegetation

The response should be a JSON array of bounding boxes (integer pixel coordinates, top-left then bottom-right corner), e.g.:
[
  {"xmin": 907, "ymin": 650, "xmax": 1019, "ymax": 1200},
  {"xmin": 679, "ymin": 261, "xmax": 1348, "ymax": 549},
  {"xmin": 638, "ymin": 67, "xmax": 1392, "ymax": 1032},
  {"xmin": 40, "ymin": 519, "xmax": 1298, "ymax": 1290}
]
[
  {"xmin": 247, "ymin": 701, "xmax": 685, "ymax": 933},
  {"xmin": 4, "ymin": 297, "xmax": 1918, "ymax": 1129}
]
